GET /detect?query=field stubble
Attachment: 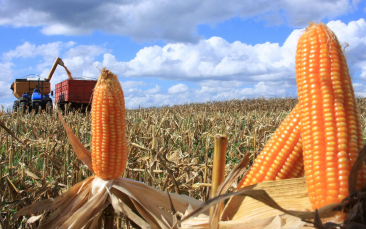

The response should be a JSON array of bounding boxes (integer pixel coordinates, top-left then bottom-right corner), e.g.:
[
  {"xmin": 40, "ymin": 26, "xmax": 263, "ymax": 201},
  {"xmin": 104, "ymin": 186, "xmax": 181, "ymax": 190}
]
[{"xmin": 1, "ymin": 98, "xmax": 366, "ymax": 228}]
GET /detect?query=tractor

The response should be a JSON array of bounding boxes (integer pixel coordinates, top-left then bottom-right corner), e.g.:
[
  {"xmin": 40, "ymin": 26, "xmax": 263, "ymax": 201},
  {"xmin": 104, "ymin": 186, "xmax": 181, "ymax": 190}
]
[
  {"xmin": 11, "ymin": 57, "xmax": 65, "ymax": 113},
  {"xmin": 13, "ymin": 81, "xmax": 53, "ymax": 113}
]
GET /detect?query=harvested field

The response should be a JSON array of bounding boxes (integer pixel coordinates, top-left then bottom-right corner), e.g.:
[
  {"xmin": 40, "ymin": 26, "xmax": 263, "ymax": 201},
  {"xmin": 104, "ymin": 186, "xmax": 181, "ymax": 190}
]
[{"xmin": 1, "ymin": 97, "xmax": 366, "ymax": 228}]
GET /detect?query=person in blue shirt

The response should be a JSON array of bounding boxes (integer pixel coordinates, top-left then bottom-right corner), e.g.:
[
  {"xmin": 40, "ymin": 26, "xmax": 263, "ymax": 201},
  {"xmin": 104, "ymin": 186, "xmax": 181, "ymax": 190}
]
[{"xmin": 34, "ymin": 86, "xmax": 40, "ymax": 93}]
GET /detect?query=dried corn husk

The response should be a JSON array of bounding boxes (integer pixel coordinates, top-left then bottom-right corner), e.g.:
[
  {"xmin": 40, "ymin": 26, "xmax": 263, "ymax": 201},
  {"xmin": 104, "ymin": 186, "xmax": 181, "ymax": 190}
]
[
  {"xmin": 180, "ymin": 177, "xmax": 343, "ymax": 229},
  {"xmin": 221, "ymin": 177, "xmax": 312, "ymax": 222},
  {"xmin": 180, "ymin": 205, "xmax": 209, "ymax": 229},
  {"xmin": 219, "ymin": 214, "xmax": 305, "ymax": 229}
]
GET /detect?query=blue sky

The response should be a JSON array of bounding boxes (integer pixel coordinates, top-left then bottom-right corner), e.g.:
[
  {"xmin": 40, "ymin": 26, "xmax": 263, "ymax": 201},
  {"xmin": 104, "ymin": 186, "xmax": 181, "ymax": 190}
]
[{"xmin": 1, "ymin": 0, "xmax": 366, "ymax": 109}]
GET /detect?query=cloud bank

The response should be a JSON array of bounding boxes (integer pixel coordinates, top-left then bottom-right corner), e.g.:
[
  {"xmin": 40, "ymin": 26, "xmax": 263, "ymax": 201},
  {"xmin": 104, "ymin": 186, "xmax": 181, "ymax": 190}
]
[
  {"xmin": 0, "ymin": 0, "xmax": 361, "ymax": 42},
  {"xmin": 1, "ymin": 19, "xmax": 366, "ymax": 108}
]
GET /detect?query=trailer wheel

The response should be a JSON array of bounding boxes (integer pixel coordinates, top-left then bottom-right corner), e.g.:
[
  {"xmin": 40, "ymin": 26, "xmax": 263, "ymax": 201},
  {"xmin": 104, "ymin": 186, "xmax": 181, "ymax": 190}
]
[
  {"xmin": 13, "ymin": 101, "xmax": 19, "ymax": 113},
  {"xmin": 46, "ymin": 101, "xmax": 53, "ymax": 113},
  {"xmin": 19, "ymin": 101, "xmax": 27, "ymax": 113}
]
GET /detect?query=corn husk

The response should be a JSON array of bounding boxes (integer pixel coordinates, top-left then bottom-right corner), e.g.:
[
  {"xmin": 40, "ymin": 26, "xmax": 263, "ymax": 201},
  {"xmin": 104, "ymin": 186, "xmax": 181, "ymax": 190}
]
[
  {"xmin": 219, "ymin": 214, "xmax": 305, "ymax": 229},
  {"xmin": 181, "ymin": 205, "xmax": 209, "ymax": 229},
  {"xmin": 14, "ymin": 175, "xmax": 205, "ymax": 228},
  {"xmin": 180, "ymin": 177, "xmax": 343, "ymax": 229},
  {"xmin": 221, "ymin": 177, "xmax": 312, "ymax": 222}
]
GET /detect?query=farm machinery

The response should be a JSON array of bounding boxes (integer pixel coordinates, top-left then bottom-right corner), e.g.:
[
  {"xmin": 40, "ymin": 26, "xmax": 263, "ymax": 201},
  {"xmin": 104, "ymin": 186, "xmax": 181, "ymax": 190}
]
[
  {"xmin": 10, "ymin": 57, "xmax": 65, "ymax": 113},
  {"xmin": 13, "ymin": 80, "xmax": 53, "ymax": 113},
  {"xmin": 10, "ymin": 57, "xmax": 97, "ymax": 113},
  {"xmin": 54, "ymin": 78, "xmax": 96, "ymax": 112}
]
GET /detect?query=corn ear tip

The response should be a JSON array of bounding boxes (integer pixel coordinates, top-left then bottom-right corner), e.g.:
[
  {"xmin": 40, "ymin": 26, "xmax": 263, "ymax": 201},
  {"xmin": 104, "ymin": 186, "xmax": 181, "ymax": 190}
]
[
  {"xmin": 306, "ymin": 21, "xmax": 338, "ymax": 43},
  {"xmin": 95, "ymin": 67, "xmax": 120, "ymax": 89}
]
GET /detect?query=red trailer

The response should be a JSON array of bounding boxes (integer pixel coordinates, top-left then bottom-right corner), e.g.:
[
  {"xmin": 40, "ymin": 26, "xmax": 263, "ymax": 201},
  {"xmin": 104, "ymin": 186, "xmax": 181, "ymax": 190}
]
[{"xmin": 55, "ymin": 79, "xmax": 96, "ymax": 111}]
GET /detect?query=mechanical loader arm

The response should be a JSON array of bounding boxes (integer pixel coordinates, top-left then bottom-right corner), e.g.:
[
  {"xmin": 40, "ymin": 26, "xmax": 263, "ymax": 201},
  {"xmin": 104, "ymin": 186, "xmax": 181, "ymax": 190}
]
[{"xmin": 46, "ymin": 57, "xmax": 65, "ymax": 82}]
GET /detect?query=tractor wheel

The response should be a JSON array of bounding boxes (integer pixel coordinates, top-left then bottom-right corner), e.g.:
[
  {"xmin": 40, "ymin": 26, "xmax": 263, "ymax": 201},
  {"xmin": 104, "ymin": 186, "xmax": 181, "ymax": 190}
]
[
  {"xmin": 46, "ymin": 101, "xmax": 53, "ymax": 113},
  {"xmin": 13, "ymin": 101, "xmax": 19, "ymax": 113},
  {"xmin": 19, "ymin": 102, "xmax": 27, "ymax": 113}
]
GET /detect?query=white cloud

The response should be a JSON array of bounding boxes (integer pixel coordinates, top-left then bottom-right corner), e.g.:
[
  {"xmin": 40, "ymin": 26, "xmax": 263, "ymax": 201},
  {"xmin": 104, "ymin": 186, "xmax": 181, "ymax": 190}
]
[
  {"xmin": 198, "ymin": 80, "xmax": 243, "ymax": 88},
  {"xmin": 2, "ymin": 41, "xmax": 69, "ymax": 62},
  {"xmin": 98, "ymin": 34, "xmax": 299, "ymax": 84},
  {"xmin": 55, "ymin": 45, "xmax": 108, "ymax": 81},
  {"xmin": 0, "ymin": 81, "xmax": 13, "ymax": 100},
  {"xmin": 0, "ymin": 0, "xmax": 362, "ymax": 42},
  {"xmin": 327, "ymin": 19, "xmax": 366, "ymax": 79},
  {"xmin": 97, "ymin": 19, "xmax": 366, "ymax": 88},
  {"xmin": 117, "ymin": 17, "xmax": 366, "ymax": 108},
  {"xmin": 2, "ymin": 18, "xmax": 366, "ymax": 109},
  {"xmin": 65, "ymin": 45, "xmax": 106, "ymax": 59},
  {"xmin": 121, "ymin": 81, "xmax": 146, "ymax": 89},
  {"xmin": 124, "ymin": 81, "xmax": 292, "ymax": 109},
  {"xmin": 0, "ymin": 62, "xmax": 15, "ymax": 101},
  {"xmin": 145, "ymin": 85, "xmax": 161, "ymax": 94},
  {"xmin": 168, "ymin": 83, "xmax": 189, "ymax": 94},
  {"xmin": 0, "ymin": 62, "xmax": 14, "ymax": 81},
  {"xmin": 353, "ymin": 82, "xmax": 366, "ymax": 97},
  {"xmin": 41, "ymin": 23, "xmax": 92, "ymax": 36},
  {"xmin": 1, "ymin": 41, "xmax": 107, "ymax": 95},
  {"xmin": 240, "ymin": 81, "xmax": 286, "ymax": 97}
]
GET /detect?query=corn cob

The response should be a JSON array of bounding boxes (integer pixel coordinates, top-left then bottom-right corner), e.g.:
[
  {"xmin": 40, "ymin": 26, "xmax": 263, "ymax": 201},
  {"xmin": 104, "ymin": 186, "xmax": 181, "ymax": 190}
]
[
  {"xmin": 276, "ymin": 149, "xmax": 304, "ymax": 180},
  {"xmin": 91, "ymin": 68, "xmax": 127, "ymax": 180},
  {"xmin": 237, "ymin": 103, "xmax": 303, "ymax": 188},
  {"xmin": 296, "ymin": 22, "xmax": 366, "ymax": 209}
]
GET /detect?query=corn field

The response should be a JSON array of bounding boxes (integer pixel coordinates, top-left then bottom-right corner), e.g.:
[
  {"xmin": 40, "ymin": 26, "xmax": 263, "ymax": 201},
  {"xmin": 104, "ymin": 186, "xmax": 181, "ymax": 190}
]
[{"xmin": 1, "ymin": 97, "xmax": 366, "ymax": 228}]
